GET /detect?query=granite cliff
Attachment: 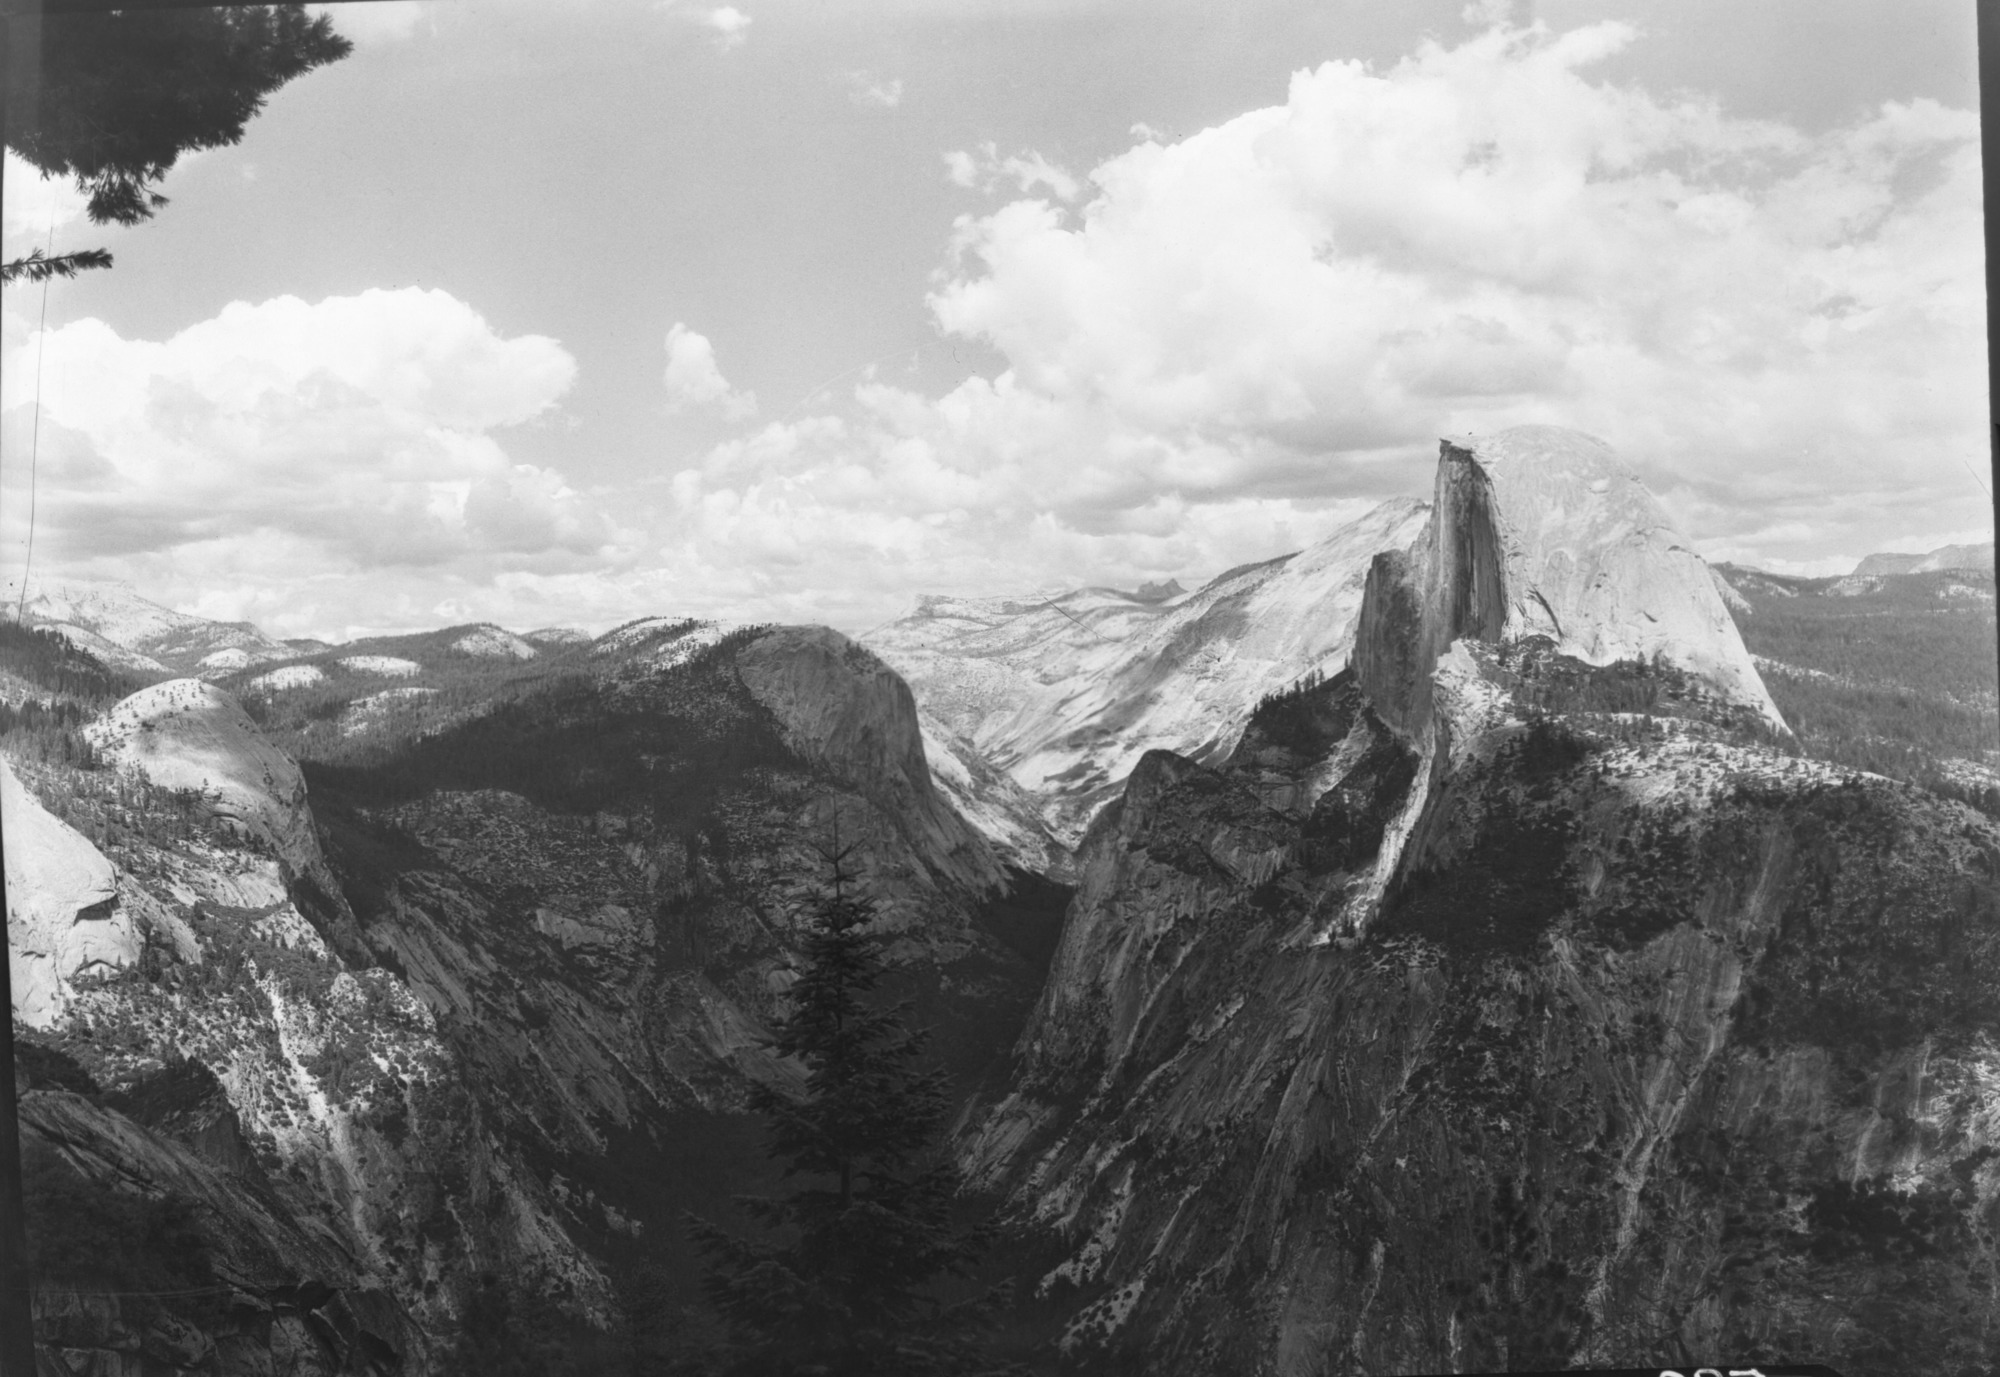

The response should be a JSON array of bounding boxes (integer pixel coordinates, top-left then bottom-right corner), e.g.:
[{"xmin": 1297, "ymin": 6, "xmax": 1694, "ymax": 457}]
[
  {"xmin": 962, "ymin": 429, "xmax": 1998, "ymax": 1376},
  {"xmin": 9, "ymin": 621, "xmax": 1059, "ymax": 1374},
  {"xmin": 9, "ymin": 426, "xmax": 1994, "ymax": 1376}
]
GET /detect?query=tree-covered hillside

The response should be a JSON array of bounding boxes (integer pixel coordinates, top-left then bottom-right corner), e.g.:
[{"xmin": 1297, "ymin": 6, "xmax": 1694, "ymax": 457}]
[{"xmin": 1714, "ymin": 565, "xmax": 1999, "ymax": 813}]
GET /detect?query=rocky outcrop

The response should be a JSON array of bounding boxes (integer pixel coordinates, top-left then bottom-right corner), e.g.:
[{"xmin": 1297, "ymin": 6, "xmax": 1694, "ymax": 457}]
[
  {"xmin": 3, "ymin": 758, "xmax": 134, "ymax": 1028},
  {"xmin": 84, "ymin": 679, "xmax": 371, "ymax": 963},
  {"xmin": 1356, "ymin": 427, "xmax": 1784, "ymax": 737},
  {"xmin": 736, "ymin": 625, "xmax": 1006, "ymax": 895}
]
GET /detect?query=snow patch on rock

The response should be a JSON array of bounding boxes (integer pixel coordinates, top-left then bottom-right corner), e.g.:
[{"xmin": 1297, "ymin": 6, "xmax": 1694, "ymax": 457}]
[
  {"xmin": 340, "ymin": 687, "xmax": 437, "ymax": 737},
  {"xmin": 198, "ymin": 647, "xmax": 251, "ymax": 672},
  {"xmin": 338, "ymin": 655, "xmax": 422, "ymax": 677},
  {"xmin": 451, "ymin": 626, "xmax": 538, "ymax": 660},
  {"xmin": 592, "ymin": 616, "xmax": 713, "ymax": 657},
  {"xmin": 641, "ymin": 622, "xmax": 728, "ymax": 671}
]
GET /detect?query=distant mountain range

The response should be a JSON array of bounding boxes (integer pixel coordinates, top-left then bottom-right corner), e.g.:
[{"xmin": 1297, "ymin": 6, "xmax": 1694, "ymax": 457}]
[
  {"xmin": 6, "ymin": 436, "xmax": 1998, "ymax": 1374},
  {"xmin": 10, "ymin": 579, "xmax": 292, "ymax": 677},
  {"xmin": 9, "ymin": 524, "xmax": 1997, "ymax": 854},
  {"xmin": 1851, "ymin": 539, "xmax": 1994, "ymax": 578},
  {"xmin": 1710, "ymin": 558, "xmax": 1997, "ymax": 807}
]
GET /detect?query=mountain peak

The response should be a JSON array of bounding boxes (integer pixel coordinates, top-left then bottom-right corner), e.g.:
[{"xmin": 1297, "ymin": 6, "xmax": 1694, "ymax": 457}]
[
  {"xmin": 869, "ymin": 497, "xmax": 1432, "ymax": 843},
  {"xmin": 1852, "ymin": 541, "xmax": 1995, "ymax": 578},
  {"xmin": 1357, "ymin": 426, "xmax": 1784, "ymax": 735},
  {"xmin": 12, "ymin": 575, "xmax": 290, "ymax": 678}
]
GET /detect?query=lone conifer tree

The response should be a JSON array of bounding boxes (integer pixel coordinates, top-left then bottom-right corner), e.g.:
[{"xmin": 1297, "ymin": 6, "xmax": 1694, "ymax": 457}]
[{"xmin": 687, "ymin": 824, "xmax": 1015, "ymax": 1376}]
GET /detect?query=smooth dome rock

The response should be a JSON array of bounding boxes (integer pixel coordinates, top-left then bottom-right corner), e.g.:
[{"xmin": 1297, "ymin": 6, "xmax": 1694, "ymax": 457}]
[
  {"xmin": 1357, "ymin": 426, "xmax": 1784, "ymax": 735},
  {"xmin": 86, "ymin": 680, "xmax": 320, "ymax": 871}
]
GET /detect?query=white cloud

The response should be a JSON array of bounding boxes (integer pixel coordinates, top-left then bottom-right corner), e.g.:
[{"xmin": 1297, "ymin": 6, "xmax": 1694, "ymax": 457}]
[
  {"xmin": 700, "ymin": 5, "xmax": 751, "ymax": 51},
  {"xmin": 21, "ymin": 16, "xmax": 1984, "ymax": 641},
  {"xmin": 848, "ymin": 72, "xmax": 905, "ymax": 109},
  {"xmin": 0, "ymin": 289, "xmax": 616, "ymax": 616},
  {"xmin": 943, "ymin": 150, "xmax": 980, "ymax": 189},
  {"xmin": 2, "ymin": 153, "xmax": 93, "ymax": 249},
  {"xmin": 649, "ymin": 16, "xmax": 1985, "ymax": 628},
  {"xmin": 309, "ymin": 2, "xmax": 430, "ymax": 43},
  {"xmin": 943, "ymin": 142, "xmax": 1081, "ymax": 201},
  {"xmin": 664, "ymin": 323, "xmax": 757, "ymax": 420},
  {"xmin": 1462, "ymin": 0, "xmax": 1516, "ymax": 27}
]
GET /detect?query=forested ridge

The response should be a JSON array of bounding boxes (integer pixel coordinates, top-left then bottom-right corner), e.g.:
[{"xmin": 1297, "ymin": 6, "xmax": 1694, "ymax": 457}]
[{"xmin": 1716, "ymin": 565, "xmax": 2000, "ymax": 814}]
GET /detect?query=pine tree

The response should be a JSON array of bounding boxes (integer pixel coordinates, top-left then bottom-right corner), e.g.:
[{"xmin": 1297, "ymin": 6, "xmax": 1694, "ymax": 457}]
[
  {"xmin": 686, "ymin": 827, "xmax": 1017, "ymax": 1377},
  {"xmin": 2, "ymin": 4, "xmax": 352, "ymax": 282}
]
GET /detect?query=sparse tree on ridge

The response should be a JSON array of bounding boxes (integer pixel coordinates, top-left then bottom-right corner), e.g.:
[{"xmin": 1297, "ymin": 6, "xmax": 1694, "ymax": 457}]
[{"xmin": 685, "ymin": 821, "xmax": 1020, "ymax": 1377}]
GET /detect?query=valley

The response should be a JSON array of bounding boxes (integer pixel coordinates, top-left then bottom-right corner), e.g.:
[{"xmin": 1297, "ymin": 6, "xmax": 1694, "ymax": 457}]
[{"xmin": 5, "ymin": 428, "xmax": 1997, "ymax": 1376}]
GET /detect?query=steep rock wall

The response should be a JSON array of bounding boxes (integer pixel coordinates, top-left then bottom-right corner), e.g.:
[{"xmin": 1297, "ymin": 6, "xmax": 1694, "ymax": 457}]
[
  {"xmin": 971, "ymin": 674, "xmax": 2000, "ymax": 1375},
  {"xmin": 736, "ymin": 625, "xmax": 1006, "ymax": 896},
  {"xmin": 23, "ymin": 1087, "xmax": 427, "ymax": 1376},
  {"xmin": 3, "ymin": 758, "xmax": 134, "ymax": 1027},
  {"xmin": 967, "ymin": 429, "xmax": 1984, "ymax": 1375},
  {"xmin": 1356, "ymin": 427, "xmax": 1783, "ymax": 737}
]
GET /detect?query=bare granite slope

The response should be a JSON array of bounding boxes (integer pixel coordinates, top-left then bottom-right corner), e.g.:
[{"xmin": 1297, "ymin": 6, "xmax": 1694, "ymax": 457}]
[
  {"xmin": 1356, "ymin": 426, "xmax": 1784, "ymax": 738},
  {"xmin": 869, "ymin": 498, "xmax": 1431, "ymax": 844}
]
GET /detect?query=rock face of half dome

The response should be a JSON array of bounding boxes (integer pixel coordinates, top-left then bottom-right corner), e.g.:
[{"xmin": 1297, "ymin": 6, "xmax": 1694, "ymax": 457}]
[
  {"xmin": 1356, "ymin": 426, "xmax": 1784, "ymax": 737},
  {"xmin": 956, "ymin": 427, "xmax": 1997, "ymax": 1376}
]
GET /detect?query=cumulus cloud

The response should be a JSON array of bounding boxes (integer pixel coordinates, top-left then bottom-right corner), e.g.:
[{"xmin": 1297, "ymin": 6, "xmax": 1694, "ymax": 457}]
[
  {"xmin": 943, "ymin": 143, "xmax": 1081, "ymax": 201},
  {"xmin": 848, "ymin": 72, "xmax": 904, "ymax": 109},
  {"xmin": 2, "ymin": 152, "xmax": 93, "ymax": 248},
  {"xmin": 0, "ymin": 289, "xmax": 620, "ymax": 620},
  {"xmin": 700, "ymin": 5, "xmax": 751, "ymax": 51},
  {"xmin": 664, "ymin": 323, "xmax": 757, "ymax": 420},
  {"xmin": 22, "ymin": 16, "xmax": 1984, "ymax": 639},
  {"xmin": 309, "ymin": 2, "xmax": 430, "ymax": 43},
  {"xmin": 644, "ymin": 17, "xmax": 1987, "ymax": 627}
]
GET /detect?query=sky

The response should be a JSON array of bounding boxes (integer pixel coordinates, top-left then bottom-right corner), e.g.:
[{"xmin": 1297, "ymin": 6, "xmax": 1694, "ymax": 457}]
[{"xmin": 0, "ymin": 0, "xmax": 1987, "ymax": 642}]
